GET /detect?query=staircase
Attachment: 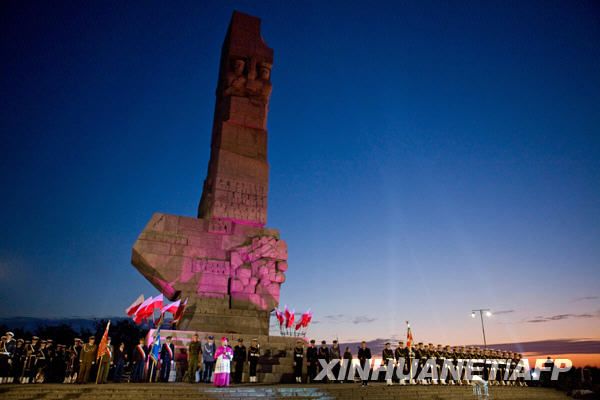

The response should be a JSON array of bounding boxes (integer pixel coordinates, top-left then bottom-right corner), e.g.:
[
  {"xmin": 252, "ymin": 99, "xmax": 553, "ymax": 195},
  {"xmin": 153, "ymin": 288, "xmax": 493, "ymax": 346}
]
[{"xmin": 0, "ymin": 383, "xmax": 571, "ymax": 400}]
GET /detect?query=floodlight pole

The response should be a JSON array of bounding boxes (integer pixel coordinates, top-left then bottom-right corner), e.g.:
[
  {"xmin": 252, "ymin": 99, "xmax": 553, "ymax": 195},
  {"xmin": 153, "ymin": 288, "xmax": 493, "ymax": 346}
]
[{"xmin": 472, "ymin": 308, "xmax": 491, "ymax": 349}]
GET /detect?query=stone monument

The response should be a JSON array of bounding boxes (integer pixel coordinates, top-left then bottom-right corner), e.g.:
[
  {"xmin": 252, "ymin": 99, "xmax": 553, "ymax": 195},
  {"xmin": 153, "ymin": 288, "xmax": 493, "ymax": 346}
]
[{"xmin": 132, "ymin": 11, "xmax": 287, "ymax": 335}]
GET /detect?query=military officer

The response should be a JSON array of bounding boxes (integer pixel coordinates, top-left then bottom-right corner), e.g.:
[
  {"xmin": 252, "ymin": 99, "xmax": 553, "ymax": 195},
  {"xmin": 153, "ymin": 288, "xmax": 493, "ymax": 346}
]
[
  {"xmin": 247, "ymin": 339, "xmax": 260, "ymax": 383},
  {"xmin": 77, "ymin": 336, "xmax": 97, "ymax": 384},
  {"xmin": 330, "ymin": 340, "xmax": 341, "ymax": 382},
  {"xmin": 293, "ymin": 340, "xmax": 304, "ymax": 383},
  {"xmin": 233, "ymin": 338, "xmax": 246, "ymax": 384},
  {"xmin": 357, "ymin": 341, "xmax": 371, "ymax": 387},
  {"xmin": 306, "ymin": 339, "xmax": 318, "ymax": 383},
  {"xmin": 382, "ymin": 342, "xmax": 395, "ymax": 385},
  {"xmin": 96, "ymin": 337, "xmax": 112, "ymax": 384}
]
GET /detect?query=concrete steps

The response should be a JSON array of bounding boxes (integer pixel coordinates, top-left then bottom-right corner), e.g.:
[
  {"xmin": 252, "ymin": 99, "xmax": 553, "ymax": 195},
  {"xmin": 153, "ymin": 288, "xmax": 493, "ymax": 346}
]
[{"xmin": 0, "ymin": 383, "xmax": 571, "ymax": 400}]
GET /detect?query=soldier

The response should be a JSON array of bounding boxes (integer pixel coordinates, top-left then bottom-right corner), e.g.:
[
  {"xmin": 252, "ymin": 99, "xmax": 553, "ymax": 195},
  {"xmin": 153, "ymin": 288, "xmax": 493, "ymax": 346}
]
[
  {"xmin": 357, "ymin": 341, "xmax": 371, "ymax": 387},
  {"xmin": 65, "ymin": 338, "xmax": 82, "ymax": 383},
  {"xmin": 52, "ymin": 344, "xmax": 67, "ymax": 384},
  {"xmin": 306, "ymin": 340, "xmax": 318, "ymax": 383},
  {"xmin": 96, "ymin": 337, "xmax": 112, "ymax": 384},
  {"xmin": 293, "ymin": 340, "xmax": 304, "ymax": 383},
  {"xmin": 317, "ymin": 340, "xmax": 330, "ymax": 383},
  {"xmin": 394, "ymin": 341, "xmax": 408, "ymax": 384},
  {"xmin": 330, "ymin": 340, "xmax": 341, "ymax": 383},
  {"xmin": 232, "ymin": 338, "xmax": 246, "ymax": 384},
  {"xmin": 342, "ymin": 347, "xmax": 353, "ymax": 383},
  {"xmin": 247, "ymin": 339, "xmax": 260, "ymax": 383},
  {"xmin": 132, "ymin": 337, "xmax": 147, "ymax": 383},
  {"xmin": 201, "ymin": 336, "xmax": 216, "ymax": 383},
  {"xmin": 12, "ymin": 338, "xmax": 25, "ymax": 384},
  {"xmin": 5, "ymin": 332, "xmax": 16, "ymax": 384},
  {"xmin": 187, "ymin": 334, "xmax": 201, "ymax": 383},
  {"xmin": 160, "ymin": 336, "xmax": 175, "ymax": 383},
  {"xmin": 77, "ymin": 336, "xmax": 96, "ymax": 384},
  {"xmin": 34, "ymin": 340, "xmax": 48, "ymax": 383},
  {"xmin": 382, "ymin": 342, "xmax": 395, "ymax": 385},
  {"xmin": 0, "ymin": 335, "xmax": 9, "ymax": 384}
]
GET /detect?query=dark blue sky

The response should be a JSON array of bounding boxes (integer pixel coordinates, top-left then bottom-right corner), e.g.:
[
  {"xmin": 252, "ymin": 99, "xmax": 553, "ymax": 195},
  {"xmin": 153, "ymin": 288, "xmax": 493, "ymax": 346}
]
[{"xmin": 1, "ymin": 0, "xmax": 599, "ymax": 345}]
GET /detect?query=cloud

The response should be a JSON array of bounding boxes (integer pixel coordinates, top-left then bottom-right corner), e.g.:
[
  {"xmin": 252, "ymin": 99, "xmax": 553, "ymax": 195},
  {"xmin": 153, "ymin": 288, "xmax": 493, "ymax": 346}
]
[
  {"xmin": 572, "ymin": 296, "xmax": 599, "ymax": 303},
  {"xmin": 479, "ymin": 339, "xmax": 600, "ymax": 356},
  {"xmin": 493, "ymin": 309, "xmax": 515, "ymax": 315},
  {"xmin": 352, "ymin": 316, "xmax": 377, "ymax": 324},
  {"xmin": 322, "ymin": 314, "xmax": 347, "ymax": 323},
  {"xmin": 526, "ymin": 312, "xmax": 597, "ymax": 323}
]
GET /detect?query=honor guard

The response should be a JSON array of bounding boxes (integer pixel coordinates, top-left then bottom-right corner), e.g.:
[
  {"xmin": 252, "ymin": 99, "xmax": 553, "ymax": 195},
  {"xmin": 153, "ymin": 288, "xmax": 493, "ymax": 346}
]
[
  {"xmin": 293, "ymin": 340, "xmax": 304, "ymax": 383},
  {"xmin": 330, "ymin": 340, "xmax": 341, "ymax": 382},
  {"xmin": 96, "ymin": 337, "xmax": 112, "ymax": 384},
  {"xmin": 247, "ymin": 339, "xmax": 260, "ymax": 383},
  {"xmin": 317, "ymin": 340, "xmax": 330, "ymax": 382},
  {"xmin": 306, "ymin": 340, "xmax": 318, "ymax": 383},
  {"xmin": 357, "ymin": 341, "xmax": 371, "ymax": 387},
  {"xmin": 382, "ymin": 342, "xmax": 395, "ymax": 385},
  {"xmin": 186, "ymin": 334, "xmax": 200, "ymax": 383},
  {"xmin": 233, "ymin": 338, "xmax": 246, "ymax": 384}
]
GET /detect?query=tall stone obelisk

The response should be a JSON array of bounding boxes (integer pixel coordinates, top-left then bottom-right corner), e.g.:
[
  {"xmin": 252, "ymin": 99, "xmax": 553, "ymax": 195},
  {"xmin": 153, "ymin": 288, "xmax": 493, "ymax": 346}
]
[{"xmin": 131, "ymin": 11, "xmax": 287, "ymax": 335}]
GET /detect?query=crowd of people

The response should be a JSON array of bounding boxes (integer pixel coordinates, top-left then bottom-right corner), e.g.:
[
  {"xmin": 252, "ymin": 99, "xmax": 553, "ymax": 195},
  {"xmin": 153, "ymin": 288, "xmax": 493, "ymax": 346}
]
[{"xmin": 1, "ymin": 330, "xmax": 530, "ymax": 388}]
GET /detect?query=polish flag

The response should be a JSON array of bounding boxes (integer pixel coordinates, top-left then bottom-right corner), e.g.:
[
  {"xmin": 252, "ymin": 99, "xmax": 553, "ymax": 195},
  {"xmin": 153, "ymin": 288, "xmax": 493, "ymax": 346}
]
[
  {"xmin": 161, "ymin": 299, "xmax": 180, "ymax": 315},
  {"xmin": 173, "ymin": 298, "xmax": 188, "ymax": 323},
  {"xmin": 125, "ymin": 295, "xmax": 145, "ymax": 317},
  {"xmin": 286, "ymin": 309, "xmax": 295, "ymax": 329},
  {"xmin": 275, "ymin": 309, "xmax": 284, "ymax": 327},
  {"xmin": 149, "ymin": 294, "xmax": 164, "ymax": 311},
  {"xmin": 133, "ymin": 296, "xmax": 155, "ymax": 324}
]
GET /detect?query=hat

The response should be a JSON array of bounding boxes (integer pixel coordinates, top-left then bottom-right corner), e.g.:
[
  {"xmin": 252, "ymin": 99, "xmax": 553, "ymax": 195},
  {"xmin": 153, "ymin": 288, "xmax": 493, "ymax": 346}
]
[
  {"xmin": 333, "ymin": 340, "xmax": 338, "ymax": 344},
  {"xmin": 32, "ymin": 336, "xmax": 39, "ymax": 340},
  {"xmin": 17, "ymin": 338, "xmax": 24, "ymax": 343},
  {"xmin": 310, "ymin": 339, "xmax": 315, "ymax": 344},
  {"xmin": 75, "ymin": 338, "xmax": 82, "ymax": 342},
  {"xmin": 6, "ymin": 332, "xmax": 14, "ymax": 337},
  {"xmin": 321, "ymin": 340, "xmax": 326, "ymax": 344},
  {"xmin": 208, "ymin": 335, "xmax": 214, "ymax": 340},
  {"xmin": 89, "ymin": 336, "xmax": 95, "ymax": 341},
  {"xmin": 385, "ymin": 342, "xmax": 391, "ymax": 345},
  {"xmin": 237, "ymin": 338, "xmax": 243, "ymax": 342}
]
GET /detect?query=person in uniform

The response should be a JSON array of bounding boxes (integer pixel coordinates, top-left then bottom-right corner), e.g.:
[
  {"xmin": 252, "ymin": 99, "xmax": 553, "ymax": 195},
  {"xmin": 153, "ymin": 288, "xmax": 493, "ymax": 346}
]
[
  {"xmin": 186, "ymin": 334, "xmax": 200, "ymax": 383},
  {"xmin": 0, "ymin": 335, "xmax": 9, "ymax": 384},
  {"xmin": 65, "ymin": 338, "xmax": 82, "ymax": 383},
  {"xmin": 306, "ymin": 340, "xmax": 318, "ymax": 383},
  {"xmin": 330, "ymin": 340, "xmax": 341, "ymax": 383},
  {"xmin": 77, "ymin": 336, "xmax": 96, "ymax": 384},
  {"xmin": 232, "ymin": 338, "xmax": 246, "ymax": 384},
  {"xmin": 5, "ymin": 332, "xmax": 16, "ymax": 384},
  {"xmin": 293, "ymin": 339, "xmax": 304, "ymax": 383},
  {"xmin": 247, "ymin": 339, "xmax": 260, "ymax": 383},
  {"xmin": 96, "ymin": 337, "xmax": 112, "ymax": 384},
  {"xmin": 132, "ymin": 337, "xmax": 147, "ymax": 383},
  {"xmin": 357, "ymin": 341, "xmax": 371, "ymax": 387},
  {"xmin": 382, "ymin": 342, "xmax": 395, "ymax": 385},
  {"xmin": 394, "ymin": 341, "xmax": 408, "ymax": 384},
  {"xmin": 342, "ymin": 347, "xmax": 353, "ymax": 383},
  {"xmin": 12, "ymin": 338, "xmax": 24, "ymax": 384},
  {"xmin": 159, "ymin": 336, "xmax": 174, "ymax": 383},
  {"xmin": 317, "ymin": 340, "xmax": 330, "ymax": 383},
  {"xmin": 202, "ymin": 336, "xmax": 216, "ymax": 383},
  {"xmin": 34, "ymin": 340, "xmax": 48, "ymax": 383}
]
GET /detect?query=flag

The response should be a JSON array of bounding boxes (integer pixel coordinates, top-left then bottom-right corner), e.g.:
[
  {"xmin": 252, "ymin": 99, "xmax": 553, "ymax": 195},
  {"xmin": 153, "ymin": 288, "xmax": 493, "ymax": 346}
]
[
  {"xmin": 150, "ymin": 329, "xmax": 161, "ymax": 363},
  {"xmin": 406, "ymin": 321, "xmax": 413, "ymax": 349},
  {"xmin": 286, "ymin": 309, "xmax": 295, "ymax": 329},
  {"xmin": 96, "ymin": 321, "xmax": 110, "ymax": 360},
  {"xmin": 275, "ymin": 309, "xmax": 284, "ymax": 327},
  {"xmin": 173, "ymin": 298, "xmax": 188, "ymax": 323},
  {"xmin": 133, "ymin": 296, "xmax": 155, "ymax": 324},
  {"xmin": 148, "ymin": 294, "xmax": 164, "ymax": 312},
  {"xmin": 161, "ymin": 299, "xmax": 180, "ymax": 315},
  {"xmin": 125, "ymin": 295, "xmax": 144, "ymax": 317}
]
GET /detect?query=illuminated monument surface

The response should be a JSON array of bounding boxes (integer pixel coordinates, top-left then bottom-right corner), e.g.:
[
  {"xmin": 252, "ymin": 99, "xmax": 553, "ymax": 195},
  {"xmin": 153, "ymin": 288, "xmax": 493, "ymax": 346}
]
[{"xmin": 132, "ymin": 11, "xmax": 287, "ymax": 335}]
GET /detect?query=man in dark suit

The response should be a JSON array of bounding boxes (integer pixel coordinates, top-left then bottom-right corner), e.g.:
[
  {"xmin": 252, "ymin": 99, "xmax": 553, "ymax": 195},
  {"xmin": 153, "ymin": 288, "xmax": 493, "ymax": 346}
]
[
  {"xmin": 132, "ymin": 337, "xmax": 147, "ymax": 383},
  {"xmin": 160, "ymin": 336, "xmax": 175, "ymax": 382},
  {"xmin": 233, "ymin": 338, "xmax": 246, "ymax": 384}
]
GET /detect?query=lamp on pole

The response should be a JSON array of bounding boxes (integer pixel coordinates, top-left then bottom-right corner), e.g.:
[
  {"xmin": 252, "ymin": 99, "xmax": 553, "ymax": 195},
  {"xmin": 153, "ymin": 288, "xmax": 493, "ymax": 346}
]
[{"xmin": 471, "ymin": 309, "xmax": 492, "ymax": 348}]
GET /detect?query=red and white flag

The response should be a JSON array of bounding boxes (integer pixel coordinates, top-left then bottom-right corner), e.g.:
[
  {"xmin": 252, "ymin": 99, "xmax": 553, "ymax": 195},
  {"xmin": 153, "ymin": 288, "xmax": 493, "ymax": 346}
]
[
  {"xmin": 149, "ymin": 294, "xmax": 164, "ymax": 311},
  {"xmin": 406, "ymin": 321, "xmax": 413, "ymax": 349},
  {"xmin": 161, "ymin": 299, "xmax": 180, "ymax": 315},
  {"xmin": 173, "ymin": 298, "xmax": 188, "ymax": 323},
  {"xmin": 286, "ymin": 309, "xmax": 295, "ymax": 329},
  {"xmin": 133, "ymin": 296, "xmax": 155, "ymax": 324},
  {"xmin": 125, "ymin": 294, "xmax": 145, "ymax": 316}
]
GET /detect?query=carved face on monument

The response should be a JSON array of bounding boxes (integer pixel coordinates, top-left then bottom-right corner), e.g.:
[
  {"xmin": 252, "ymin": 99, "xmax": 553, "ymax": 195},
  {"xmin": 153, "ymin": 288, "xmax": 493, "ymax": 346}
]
[
  {"xmin": 232, "ymin": 59, "xmax": 245, "ymax": 76},
  {"xmin": 258, "ymin": 64, "xmax": 271, "ymax": 81}
]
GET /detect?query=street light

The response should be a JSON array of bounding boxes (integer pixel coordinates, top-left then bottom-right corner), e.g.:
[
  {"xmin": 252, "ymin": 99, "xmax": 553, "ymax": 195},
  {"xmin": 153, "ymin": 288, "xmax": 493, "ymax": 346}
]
[{"xmin": 471, "ymin": 308, "xmax": 492, "ymax": 349}]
